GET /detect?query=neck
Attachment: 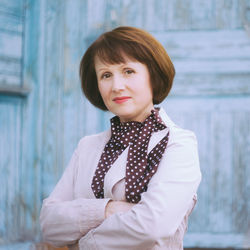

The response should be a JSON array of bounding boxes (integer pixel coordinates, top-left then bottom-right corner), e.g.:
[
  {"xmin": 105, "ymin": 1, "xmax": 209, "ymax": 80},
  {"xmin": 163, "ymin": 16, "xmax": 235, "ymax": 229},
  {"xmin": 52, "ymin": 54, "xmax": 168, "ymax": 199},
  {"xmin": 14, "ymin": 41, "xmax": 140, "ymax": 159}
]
[{"xmin": 119, "ymin": 105, "xmax": 155, "ymax": 123}]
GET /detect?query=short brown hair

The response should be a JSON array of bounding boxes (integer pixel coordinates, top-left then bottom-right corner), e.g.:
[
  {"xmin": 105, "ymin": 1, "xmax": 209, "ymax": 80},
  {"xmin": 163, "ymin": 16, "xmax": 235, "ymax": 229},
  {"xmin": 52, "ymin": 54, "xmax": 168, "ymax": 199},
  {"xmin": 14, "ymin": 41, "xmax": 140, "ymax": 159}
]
[{"xmin": 79, "ymin": 26, "xmax": 175, "ymax": 111}]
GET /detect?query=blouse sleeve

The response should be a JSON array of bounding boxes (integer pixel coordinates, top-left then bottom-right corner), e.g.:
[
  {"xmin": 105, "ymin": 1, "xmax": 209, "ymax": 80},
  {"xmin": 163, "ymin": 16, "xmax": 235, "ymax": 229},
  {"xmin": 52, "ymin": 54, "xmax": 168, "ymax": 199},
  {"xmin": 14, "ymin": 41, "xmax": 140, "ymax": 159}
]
[
  {"xmin": 40, "ymin": 141, "xmax": 111, "ymax": 247},
  {"xmin": 78, "ymin": 128, "xmax": 202, "ymax": 250}
]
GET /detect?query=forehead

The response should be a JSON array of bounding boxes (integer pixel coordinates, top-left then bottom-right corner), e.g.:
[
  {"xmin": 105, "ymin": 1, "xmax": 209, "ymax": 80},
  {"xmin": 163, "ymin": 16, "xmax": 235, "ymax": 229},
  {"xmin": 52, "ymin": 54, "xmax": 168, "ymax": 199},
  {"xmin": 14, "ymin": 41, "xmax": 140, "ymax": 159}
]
[{"xmin": 94, "ymin": 54, "xmax": 137, "ymax": 69}]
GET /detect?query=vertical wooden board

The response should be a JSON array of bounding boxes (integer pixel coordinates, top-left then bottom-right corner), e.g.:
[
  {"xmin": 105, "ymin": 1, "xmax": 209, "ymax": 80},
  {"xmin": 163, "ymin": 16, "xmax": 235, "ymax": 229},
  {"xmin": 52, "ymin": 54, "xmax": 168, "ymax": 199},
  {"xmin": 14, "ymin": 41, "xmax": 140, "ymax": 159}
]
[
  {"xmin": 143, "ymin": 0, "xmax": 168, "ymax": 31},
  {"xmin": 42, "ymin": 0, "xmax": 65, "ymax": 196},
  {"xmin": 119, "ymin": 0, "xmax": 144, "ymax": 28},
  {"xmin": 209, "ymin": 111, "xmax": 233, "ymax": 233},
  {"xmin": 101, "ymin": 110, "xmax": 113, "ymax": 131},
  {"xmin": 103, "ymin": 0, "xmax": 126, "ymax": 28},
  {"xmin": 232, "ymin": 112, "xmax": 250, "ymax": 234},
  {"xmin": 0, "ymin": 99, "xmax": 22, "ymax": 243},
  {"xmin": 165, "ymin": 0, "xmax": 191, "ymax": 30},
  {"xmin": 62, "ymin": 0, "xmax": 87, "ymax": 167},
  {"xmin": 87, "ymin": 0, "xmax": 106, "ymax": 32},
  {"xmin": 215, "ymin": 0, "xmax": 241, "ymax": 29},
  {"xmin": 161, "ymin": 98, "xmax": 186, "ymax": 127},
  {"xmin": 0, "ymin": 102, "xmax": 8, "ymax": 243},
  {"xmin": 77, "ymin": 0, "xmax": 92, "ymax": 141},
  {"xmin": 182, "ymin": 110, "xmax": 212, "ymax": 232},
  {"xmin": 239, "ymin": 0, "xmax": 250, "ymax": 29},
  {"xmin": 87, "ymin": 0, "xmax": 144, "ymax": 31},
  {"xmin": 20, "ymin": 0, "xmax": 48, "ymax": 241},
  {"xmin": 84, "ymin": 101, "xmax": 104, "ymax": 135},
  {"xmin": 190, "ymin": 0, "xmax": 216, "ymax": 29}
]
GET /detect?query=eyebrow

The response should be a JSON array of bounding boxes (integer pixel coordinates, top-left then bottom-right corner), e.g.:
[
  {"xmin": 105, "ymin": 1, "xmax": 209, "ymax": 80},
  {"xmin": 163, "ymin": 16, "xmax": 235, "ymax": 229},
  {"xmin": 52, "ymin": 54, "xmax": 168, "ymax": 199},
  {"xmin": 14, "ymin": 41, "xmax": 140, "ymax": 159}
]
[
  {"xmin": 97, "ymin": 67, "xmax": 108, "ymax": 71},
  {"xmin": 96, "ymin": 62, "xmax": 136, "ymax": 72}
]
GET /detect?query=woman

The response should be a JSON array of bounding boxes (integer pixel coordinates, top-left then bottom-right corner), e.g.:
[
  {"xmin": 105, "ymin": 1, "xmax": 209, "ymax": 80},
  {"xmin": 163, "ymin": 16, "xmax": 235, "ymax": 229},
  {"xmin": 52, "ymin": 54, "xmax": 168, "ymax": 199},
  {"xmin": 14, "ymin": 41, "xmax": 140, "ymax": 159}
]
[{"xmin": 40, "ymin": 26, "xmax": 201, "ymax": 250}]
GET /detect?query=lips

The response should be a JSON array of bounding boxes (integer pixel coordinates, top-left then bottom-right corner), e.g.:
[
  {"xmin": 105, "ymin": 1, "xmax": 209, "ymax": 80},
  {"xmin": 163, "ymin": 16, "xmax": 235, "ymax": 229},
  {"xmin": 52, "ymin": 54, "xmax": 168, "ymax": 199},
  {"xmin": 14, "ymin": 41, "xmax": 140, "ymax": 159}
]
[{"xmin": 113, "ymin": 96, "xmax": 131, "ymax": 104}]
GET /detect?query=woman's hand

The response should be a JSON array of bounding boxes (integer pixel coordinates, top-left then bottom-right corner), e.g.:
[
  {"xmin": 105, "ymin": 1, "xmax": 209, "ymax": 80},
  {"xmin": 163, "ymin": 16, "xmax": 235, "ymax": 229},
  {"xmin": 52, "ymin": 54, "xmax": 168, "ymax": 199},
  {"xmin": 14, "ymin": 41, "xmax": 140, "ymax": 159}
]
[{"xmin": 105, "ymin": 200, "xmax": 135, "ymax": 218}]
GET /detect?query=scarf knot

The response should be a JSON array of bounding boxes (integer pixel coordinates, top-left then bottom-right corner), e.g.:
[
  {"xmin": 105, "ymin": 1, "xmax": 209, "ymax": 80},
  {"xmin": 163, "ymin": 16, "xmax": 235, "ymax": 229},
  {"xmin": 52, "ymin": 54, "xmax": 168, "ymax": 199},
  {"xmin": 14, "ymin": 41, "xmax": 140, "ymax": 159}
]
[{"xmin": 91, "ymin": 109, "xmax": 170, "ymax": 203}]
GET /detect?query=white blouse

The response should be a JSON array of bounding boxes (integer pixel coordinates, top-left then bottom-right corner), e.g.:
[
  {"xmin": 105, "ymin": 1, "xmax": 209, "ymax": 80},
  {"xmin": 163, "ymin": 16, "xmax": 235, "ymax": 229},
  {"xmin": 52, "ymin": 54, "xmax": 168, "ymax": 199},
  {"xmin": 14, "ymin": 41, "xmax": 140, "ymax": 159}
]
[{"xmin": 40, "ymin": 108, "xmax": 202, "ymax": 250}]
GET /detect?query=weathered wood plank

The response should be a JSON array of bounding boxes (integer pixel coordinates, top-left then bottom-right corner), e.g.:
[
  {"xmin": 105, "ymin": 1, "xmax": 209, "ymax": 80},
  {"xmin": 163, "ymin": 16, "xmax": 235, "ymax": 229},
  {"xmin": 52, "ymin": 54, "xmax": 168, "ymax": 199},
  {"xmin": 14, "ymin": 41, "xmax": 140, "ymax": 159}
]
[
  {"xmin": 0, "ymin": 30, "xmax": 22, "ymax": 86},
  {"xmin": 19, "ymin": 0, "xmax": 46, "ymax": 242},
  {"xmin": 0, "ymin": 84, "xmax": 30, "ymax": 97},
  {"xmin": 0, "ymin": 98, "xmax": 22, "ymax": 243},
  {"xmin": 184, "ymin": 232, "xmax": 249, "ymax": 248},
  {"xmin": 63, "ymin": 0, "xmax": 87, "ymax": 165},
  {"xmin": 155, "ymin": 30, "xmax": 250, "ymax": 59},
  {"xmin": 0, "ymin": 57, "xmax": 21, "ymax": 86},
  {"xmin": 119, "ymin": 0, "xmax": 144, "ymax": 28},
  {"xmin": 143, "ymin": 0, "xmax": 167, "ymax": 31},
  {"xmin": 215, "ymin": 0, "xmax": 242, "ymax": 29},
  {"xmin": 0, "ymin": 11, "xmax": 23, "ymax": 34},
  {"xmin": 184, "ymin": 112, "xmax": 211, "ymax": 232},
  {"xmin": 0, "ymin": 0, "xmax": 24, "ymax": 18},
  {"xmin": 163, "ymin": 96, "xmax": 250, "ymax": 114},
  {"xmin": 164, "ymin": 0, "xmax": 191, "ymax": 30},
  {"xmin": 232, "ymin": 112, "xmax": 250, "ymax": 234},
  {"xmin": 174, "ymin": 58, "xmax": 250, "ymax": 73},
  {"xmin": 143, "ymin": 0, "xmax": 246, "ymax": 31},
  {"xmin": 0, "ymin": 57, "xmax": 20, "ymax": 75},
  {"xmin": 209, "ymin": 112, "xmax": 233, "ymax": 232},
  {"xmin": 154, "ymin": 30, "xmax": 250, "ymax": 74},
  {"xmin": 0, "ymin": 30, "xmax": 22, "ymax": 58},
  {"xmin": 87, "ymin": 0, "xmax": 106, "ymax": 32},
  {"xmin": 0, "ymin": 74, "xmax": 20, "ymax": 86},
  {"xmin": 0, "ymin": 242, "xmax": 33, "ymax": 250},
  {"xmin": 41, "ymin": 0, "xmax": 65, "ymax": 196},
  {"xmin": 172, "ymin": 73, "xmax": 250, "ymax": 96},
  {"xmin": 189, "ymin": 0, "xmax": 216, "ymax": 29}
]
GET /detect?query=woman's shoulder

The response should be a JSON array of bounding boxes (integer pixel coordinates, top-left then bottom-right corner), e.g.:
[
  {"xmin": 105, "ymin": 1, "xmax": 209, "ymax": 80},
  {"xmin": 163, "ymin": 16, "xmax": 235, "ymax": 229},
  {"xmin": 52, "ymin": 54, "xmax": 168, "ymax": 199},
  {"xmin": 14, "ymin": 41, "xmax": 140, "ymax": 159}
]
[
  {"xmin": 159, "ymin": 107, "xmax": 198, "ymax": 144},
  {"xmin": 154, "ymin": 109, "xmax": 201, "ymax": 182},
  {"xmin": 76, "ymin": 129, "xmax": 111, "ymax": 151},
  {"xmin": 168, "ymin": 126, "xmax": 198, "ymax": 146}
]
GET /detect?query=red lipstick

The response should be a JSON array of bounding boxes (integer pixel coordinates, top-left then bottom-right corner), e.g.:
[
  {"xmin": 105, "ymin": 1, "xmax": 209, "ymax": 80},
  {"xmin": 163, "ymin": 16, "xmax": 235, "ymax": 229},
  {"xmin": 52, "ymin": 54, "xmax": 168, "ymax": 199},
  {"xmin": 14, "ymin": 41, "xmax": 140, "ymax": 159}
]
[{"xmin": 113, "ymin": 96, "xmax": 131, "ymax": 104}]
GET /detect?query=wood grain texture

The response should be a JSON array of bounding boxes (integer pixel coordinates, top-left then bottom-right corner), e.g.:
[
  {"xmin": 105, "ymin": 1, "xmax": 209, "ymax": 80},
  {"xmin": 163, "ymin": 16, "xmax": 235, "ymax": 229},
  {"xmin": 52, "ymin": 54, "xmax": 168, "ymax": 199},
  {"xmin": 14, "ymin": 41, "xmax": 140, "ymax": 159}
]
[
  {"xmin": 0, "ymin": 0, "xmax": 23, "ymax": 87},
  {"xmin": 162, "ymin": 96, "xmax": 250, "ymax": 248},
  {"xmin": 0, "ymin": 98, "xmax": 22, "ymax": 243}
]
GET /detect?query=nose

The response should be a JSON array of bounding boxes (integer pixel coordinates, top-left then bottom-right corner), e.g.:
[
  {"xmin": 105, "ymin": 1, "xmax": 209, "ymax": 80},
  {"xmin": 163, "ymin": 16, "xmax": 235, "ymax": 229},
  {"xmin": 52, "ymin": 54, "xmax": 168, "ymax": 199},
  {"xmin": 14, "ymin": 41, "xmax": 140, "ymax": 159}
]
[{"xmin": 112, "ymin": 74, "xmax": 125, "ymax": 92}]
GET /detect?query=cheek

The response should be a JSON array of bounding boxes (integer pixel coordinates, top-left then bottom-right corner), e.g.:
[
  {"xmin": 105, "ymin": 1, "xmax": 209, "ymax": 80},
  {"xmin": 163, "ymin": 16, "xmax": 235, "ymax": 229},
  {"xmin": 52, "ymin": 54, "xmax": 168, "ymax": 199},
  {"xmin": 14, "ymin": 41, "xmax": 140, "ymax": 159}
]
[
  {"xmin": 98, "ymin": 83, "xmax": 110, "ymax": 102},
  {"xmin": 97, "ymin": 82, "xmax": 105, "ymax": 96}
]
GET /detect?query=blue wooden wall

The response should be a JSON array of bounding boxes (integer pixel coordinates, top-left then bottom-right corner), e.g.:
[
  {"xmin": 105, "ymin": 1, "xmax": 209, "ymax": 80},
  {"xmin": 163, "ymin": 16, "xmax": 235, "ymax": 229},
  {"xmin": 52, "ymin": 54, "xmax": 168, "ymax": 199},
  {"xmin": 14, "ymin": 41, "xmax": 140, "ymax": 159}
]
[{"xmin": 0, "ymin": 0, "xmax": 250, "ymax": 249}]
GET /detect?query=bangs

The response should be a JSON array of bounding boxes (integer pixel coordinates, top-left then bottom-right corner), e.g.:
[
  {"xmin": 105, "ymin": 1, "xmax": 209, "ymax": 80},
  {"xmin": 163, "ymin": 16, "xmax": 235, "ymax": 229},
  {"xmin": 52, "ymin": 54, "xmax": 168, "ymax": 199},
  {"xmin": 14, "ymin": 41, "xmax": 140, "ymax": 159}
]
[{"xmin": 93, "ymin": 34, "xmax": 147, "ymax": 65}]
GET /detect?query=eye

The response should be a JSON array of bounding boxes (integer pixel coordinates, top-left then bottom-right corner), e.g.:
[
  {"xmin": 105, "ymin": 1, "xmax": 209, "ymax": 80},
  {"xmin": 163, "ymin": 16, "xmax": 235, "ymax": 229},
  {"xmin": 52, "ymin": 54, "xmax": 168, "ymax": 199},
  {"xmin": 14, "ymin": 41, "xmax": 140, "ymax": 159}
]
[
  {"xmin": 101, "ymin": 72, "xmax": 112, "ymax": 79},
  {"xmin": 124, "ymin": 68, "xmax": 135, "ymax": 75}
]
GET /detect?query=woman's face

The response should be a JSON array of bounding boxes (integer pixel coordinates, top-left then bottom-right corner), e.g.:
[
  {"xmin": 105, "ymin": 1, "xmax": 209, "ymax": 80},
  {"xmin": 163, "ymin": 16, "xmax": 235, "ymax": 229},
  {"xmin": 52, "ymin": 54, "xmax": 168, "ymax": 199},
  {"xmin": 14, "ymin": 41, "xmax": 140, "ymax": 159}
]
[{"xmin": 95, "ymin": 56, "xmax": 154, "ymax": 122}]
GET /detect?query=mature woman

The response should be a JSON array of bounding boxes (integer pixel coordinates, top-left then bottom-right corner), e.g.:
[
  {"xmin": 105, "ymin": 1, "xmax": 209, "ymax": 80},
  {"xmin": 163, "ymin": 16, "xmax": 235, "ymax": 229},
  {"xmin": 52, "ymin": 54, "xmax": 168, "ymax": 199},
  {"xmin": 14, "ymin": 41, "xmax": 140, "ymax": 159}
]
[{"xmin": 40, "ymin": 26, "xmax": 201, "ymax": 250}]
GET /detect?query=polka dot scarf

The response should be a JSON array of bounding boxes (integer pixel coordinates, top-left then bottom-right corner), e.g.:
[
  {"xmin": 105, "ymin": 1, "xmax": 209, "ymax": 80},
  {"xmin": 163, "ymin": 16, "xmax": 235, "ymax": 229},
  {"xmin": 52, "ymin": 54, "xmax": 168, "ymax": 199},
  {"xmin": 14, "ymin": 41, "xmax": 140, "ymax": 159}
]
[{"xmin": 91, "ymin": 109, "xmax": 170, "ymax": 203}]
